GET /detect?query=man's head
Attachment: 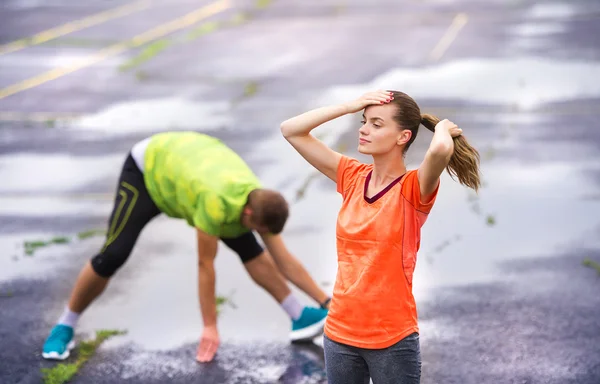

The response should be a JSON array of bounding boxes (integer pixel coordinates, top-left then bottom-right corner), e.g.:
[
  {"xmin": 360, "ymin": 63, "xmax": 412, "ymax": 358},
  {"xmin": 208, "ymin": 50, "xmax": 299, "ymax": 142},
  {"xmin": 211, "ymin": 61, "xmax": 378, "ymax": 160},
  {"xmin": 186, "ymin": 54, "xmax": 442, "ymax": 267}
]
[{"xmin": 241, "ymin": 189, "xmax": 289, "ymax": 235}]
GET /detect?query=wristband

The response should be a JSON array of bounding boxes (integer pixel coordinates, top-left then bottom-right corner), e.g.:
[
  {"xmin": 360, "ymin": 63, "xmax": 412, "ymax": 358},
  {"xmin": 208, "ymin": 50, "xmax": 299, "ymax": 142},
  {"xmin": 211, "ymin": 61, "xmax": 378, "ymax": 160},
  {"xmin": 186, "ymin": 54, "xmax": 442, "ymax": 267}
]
[{"xmin": 320, "ymin": 297, "xmax": 331, "ymax": 309}]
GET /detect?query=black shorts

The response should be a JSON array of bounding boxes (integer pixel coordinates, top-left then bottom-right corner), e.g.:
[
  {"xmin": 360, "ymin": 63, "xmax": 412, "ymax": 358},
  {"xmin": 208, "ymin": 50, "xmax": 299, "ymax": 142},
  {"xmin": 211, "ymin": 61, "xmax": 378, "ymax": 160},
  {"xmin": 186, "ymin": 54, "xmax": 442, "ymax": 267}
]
[{"xmin": 91, "ymin": 153, "xmax": 265, "ymax": 278}]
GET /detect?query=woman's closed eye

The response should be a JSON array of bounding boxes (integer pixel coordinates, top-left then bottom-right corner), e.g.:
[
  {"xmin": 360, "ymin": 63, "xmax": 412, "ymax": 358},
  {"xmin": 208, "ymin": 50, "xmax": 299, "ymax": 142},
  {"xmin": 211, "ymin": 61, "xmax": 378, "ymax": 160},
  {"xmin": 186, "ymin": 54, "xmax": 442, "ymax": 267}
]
[{"xmin": 361, "ymin": 120, "xmax": 381, "ymax": 128}]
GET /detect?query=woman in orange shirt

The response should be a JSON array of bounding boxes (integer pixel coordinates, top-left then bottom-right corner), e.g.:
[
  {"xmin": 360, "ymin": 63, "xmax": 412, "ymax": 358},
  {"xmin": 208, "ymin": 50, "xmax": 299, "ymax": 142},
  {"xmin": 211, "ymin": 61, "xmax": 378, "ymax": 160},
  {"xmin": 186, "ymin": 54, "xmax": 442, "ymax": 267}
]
[{"xmin": 281, "ymin": 90, "xmax": 481, "ymax": 383}]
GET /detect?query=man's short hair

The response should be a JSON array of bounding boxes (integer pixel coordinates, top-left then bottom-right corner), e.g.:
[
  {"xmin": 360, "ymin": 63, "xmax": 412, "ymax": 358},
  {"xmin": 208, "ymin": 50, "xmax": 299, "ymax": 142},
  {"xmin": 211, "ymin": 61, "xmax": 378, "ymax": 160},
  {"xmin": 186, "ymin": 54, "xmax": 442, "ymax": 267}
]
[{"xmin": 249, "ymin": 189, "xmax": 289, "ymax": 234}]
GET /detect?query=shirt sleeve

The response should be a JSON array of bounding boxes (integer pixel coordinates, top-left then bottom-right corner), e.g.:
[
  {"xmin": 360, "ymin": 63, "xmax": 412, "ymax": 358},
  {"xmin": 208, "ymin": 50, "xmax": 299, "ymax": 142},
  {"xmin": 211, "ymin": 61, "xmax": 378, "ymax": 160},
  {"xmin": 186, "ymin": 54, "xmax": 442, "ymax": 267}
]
[
  {"xmin": 193, "ymin": 191, "xmax": 226, "ymax": 236},
  {"xmin": 336, "ymin": 155, "xmax": 366, "ymax": 198},
  {"xmin": 401, "ymin": 169, "xmax": 440, "ymax": 213}
]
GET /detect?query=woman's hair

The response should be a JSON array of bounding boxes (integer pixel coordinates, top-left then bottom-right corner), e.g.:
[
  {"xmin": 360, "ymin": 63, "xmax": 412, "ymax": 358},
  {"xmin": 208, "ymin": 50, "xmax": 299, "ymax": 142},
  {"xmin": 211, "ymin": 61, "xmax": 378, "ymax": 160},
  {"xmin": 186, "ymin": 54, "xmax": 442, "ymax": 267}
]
[{"xmin": 389, "ymin": 90, "xmax": 481, "ymax": 192}]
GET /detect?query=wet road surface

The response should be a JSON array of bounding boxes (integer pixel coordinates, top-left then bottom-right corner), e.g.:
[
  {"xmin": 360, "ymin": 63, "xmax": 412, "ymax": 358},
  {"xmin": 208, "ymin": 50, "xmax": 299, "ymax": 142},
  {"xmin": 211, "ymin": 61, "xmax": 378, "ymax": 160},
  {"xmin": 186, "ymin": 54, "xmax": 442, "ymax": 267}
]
[{"xmin": 1, "ymin": 0, "xmax": 600, "ymax": 383}]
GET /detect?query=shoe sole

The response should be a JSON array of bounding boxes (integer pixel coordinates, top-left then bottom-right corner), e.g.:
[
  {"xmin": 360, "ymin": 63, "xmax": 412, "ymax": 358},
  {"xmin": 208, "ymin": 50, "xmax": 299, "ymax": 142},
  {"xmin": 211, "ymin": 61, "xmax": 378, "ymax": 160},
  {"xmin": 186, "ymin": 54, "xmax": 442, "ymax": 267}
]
[
  {"xmin": 42, "ymin": 340, "xmax": 76, "ymax": 360},
  {"xmin": 290, "ymin": 316, "xmax": 327, "ymax": 342}
]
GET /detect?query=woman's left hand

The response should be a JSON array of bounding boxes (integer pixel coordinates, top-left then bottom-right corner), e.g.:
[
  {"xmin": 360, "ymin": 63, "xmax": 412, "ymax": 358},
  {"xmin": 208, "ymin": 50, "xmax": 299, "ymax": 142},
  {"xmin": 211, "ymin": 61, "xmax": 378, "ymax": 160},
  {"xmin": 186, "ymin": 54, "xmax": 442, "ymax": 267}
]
[{"xmin": 435, "ymin": 119, "xmax": 463, "ymax": 138}]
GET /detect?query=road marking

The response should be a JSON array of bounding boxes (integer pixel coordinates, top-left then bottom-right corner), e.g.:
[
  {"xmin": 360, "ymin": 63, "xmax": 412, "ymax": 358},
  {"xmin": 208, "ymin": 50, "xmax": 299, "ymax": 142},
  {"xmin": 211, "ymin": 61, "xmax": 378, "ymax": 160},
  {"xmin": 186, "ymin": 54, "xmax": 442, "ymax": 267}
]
[
  {"xmin": 0, "ymin": 0, "xmax": 154, "ymax": 56},
  {"xmin": 0, "ymin": 0, "xmax": 231, "ymax": 100},
  {"xmin": 429, "ymin": 13, "xmax": 468, "ymax": 62}
]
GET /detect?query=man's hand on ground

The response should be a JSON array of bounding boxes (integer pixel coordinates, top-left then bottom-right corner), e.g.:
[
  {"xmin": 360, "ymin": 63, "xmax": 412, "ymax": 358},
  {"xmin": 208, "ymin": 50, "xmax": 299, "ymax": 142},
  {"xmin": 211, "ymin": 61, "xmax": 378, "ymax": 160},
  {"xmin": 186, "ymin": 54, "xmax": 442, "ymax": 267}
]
[{"xmin": 196, "ymin": 325, "xmax": 220, "ymax": 363}]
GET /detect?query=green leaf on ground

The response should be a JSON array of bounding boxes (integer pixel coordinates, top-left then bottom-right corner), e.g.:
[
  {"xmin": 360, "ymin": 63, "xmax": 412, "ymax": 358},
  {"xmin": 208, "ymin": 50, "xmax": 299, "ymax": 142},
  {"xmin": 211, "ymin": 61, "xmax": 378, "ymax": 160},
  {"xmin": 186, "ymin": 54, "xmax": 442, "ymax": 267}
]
[
  {"xmin": 24, "ymin": 229, "xmax": 105, "ymax": 256},
  {"xmin": 486, "ymin": 215, "xmax": 496, "ymax": 226},
  {"xmin": 216, "ymin": 293, "xmax": 237, "ymax": 315},
  {"xmin": 24, "ymin": 237, "xmax": 70, "ymax": 256},
  {"xmin": 243, "ymin": 81, "xmax": 259, "ymax": 97},
  {"xmin": 119, "ymin": 39, "xmax": 170, "ymax": 71},
  {"xmin": 187, "ymin": 21, "xmax": 221, "ymax": 40},
  {"xmin": 582, "ymin": 258, "xmax": 600, "ymax": 275},
  {"xmin": 51, "ymin": 237, "xmax": 70, "ymax": 244},
  {"xmin": 77, "ymin": 229, "xmax": 106, "ymax": 240},
  {"xmin": 295, "ymin": 172, "xmax": 321, "ymax": 202}
]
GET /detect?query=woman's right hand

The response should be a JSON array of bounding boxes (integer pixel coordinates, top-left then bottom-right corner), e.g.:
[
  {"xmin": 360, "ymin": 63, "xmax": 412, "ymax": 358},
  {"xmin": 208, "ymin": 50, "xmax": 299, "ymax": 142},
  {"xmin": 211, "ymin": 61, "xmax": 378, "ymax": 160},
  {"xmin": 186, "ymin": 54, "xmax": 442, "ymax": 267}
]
[{"xmin": 343, "ymin": 90, "xmax": 394, "ymax": 113}]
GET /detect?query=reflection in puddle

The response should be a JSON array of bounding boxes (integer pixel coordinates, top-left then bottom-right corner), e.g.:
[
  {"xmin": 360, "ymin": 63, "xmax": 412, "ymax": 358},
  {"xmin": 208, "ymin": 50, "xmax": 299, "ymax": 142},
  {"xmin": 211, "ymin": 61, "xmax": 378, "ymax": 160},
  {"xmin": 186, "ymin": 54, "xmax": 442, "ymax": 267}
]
[
  {"xmin": 70, "ymin": 97, "xmax": 232, "ymax": 134},
  {"xmin": 527, "ymin": 3, "xmax": 576, "ymax": 19},
  {"xmin": 319, "ymin": 57, "xmax": 600, "ymax": 110},
  {"xmin": 509, "ymin": 22, "xmax": 566, "ymax": 37},
  {"xmin": 0, "ymin": 153, "xmax": 123, "ymax": 193}
]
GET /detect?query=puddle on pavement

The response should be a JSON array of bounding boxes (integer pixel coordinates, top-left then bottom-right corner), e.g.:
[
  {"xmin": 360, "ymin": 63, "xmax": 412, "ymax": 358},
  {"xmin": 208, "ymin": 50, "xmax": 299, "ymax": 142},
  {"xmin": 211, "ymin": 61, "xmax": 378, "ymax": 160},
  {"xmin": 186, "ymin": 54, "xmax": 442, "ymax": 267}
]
[
  {"xmin": 0, "ymin": 50, "xmax": 121, "ymax": 68},
  {"xmin": 527, "ymin": 2, "xmax": 576, "ymax": 19},
  {"xmin": 0, "ymin": 152, "xmax": 123, "ymax": 193},
  {"xmin": 0, "ymin": 233, "xmax": 57, "ymax": 281},
  {"xmin": 509, "ymin": 22, "xmax": 566, "ymax": 37},
  {"xmin": 69, "ymin": 97, "xmax": 232, "ymax": 134},
  {"xmin": 0, "ymin": 152, "xmax": 118, "ymax": 282},
  {"xmin": 410, "ymin": 159, "xmax": 600, "ymax": 301},
  {"xmin": 319, "ymin": 57, "xmax": 600, "ymax": 110},
  {"xmin": 0, "ymin": 197, "xmax": 111, "ymax": 216},
  {"xmin": 506, "ymin": 3, "xmax": 574, "ymax": 51}
]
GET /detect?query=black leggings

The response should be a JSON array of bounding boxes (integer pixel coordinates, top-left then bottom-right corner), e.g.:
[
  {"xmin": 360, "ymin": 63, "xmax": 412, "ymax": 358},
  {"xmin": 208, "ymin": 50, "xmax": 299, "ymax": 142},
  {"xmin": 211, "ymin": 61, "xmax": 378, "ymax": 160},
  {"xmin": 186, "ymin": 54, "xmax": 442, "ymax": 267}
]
[{"xmin": 91, "ymin": 154, "xmax": 264, "ymax": 278}]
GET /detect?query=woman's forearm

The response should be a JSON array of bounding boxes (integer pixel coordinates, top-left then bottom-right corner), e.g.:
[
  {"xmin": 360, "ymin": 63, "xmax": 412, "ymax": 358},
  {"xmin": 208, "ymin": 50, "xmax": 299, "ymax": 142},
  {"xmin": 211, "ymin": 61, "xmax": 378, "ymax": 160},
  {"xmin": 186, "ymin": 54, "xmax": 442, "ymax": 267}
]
[{"xmin": 280, "ymin": 103, "xmax": 349, "ymax": 138}]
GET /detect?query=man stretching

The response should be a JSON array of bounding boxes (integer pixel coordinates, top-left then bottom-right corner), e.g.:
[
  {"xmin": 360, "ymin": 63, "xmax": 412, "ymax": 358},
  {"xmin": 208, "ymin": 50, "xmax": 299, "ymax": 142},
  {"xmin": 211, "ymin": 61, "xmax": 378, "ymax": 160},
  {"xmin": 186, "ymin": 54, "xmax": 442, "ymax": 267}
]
[{"xmin": 42, "ymin": 131, "xmax": 330, "ymax": 363}]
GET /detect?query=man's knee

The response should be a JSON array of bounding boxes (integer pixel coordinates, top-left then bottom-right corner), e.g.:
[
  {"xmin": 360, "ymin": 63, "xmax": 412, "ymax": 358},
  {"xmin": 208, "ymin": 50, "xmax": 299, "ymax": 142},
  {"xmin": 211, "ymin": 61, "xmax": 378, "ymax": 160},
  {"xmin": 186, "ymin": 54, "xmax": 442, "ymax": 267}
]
[{"xmin": 90, "ymin": 250, "xmax": 130, "ymax": 278}]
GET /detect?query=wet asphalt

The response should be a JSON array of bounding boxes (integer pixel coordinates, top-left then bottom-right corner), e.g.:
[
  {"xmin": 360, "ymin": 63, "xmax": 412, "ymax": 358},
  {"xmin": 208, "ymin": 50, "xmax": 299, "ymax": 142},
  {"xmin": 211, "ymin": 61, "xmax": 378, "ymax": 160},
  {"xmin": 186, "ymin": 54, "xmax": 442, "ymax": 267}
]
[{"xmin": 1, "ymin": 0, "xmax": 600, "ymax": 383}]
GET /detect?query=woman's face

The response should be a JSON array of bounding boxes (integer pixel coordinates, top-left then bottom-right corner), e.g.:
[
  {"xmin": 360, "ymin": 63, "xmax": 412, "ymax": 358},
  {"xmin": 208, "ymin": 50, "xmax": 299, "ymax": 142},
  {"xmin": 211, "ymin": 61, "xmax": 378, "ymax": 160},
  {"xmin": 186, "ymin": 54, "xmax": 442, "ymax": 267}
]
[{"xmin": 357, "ymin": 104, "xmax": 412, "ymax": 155}]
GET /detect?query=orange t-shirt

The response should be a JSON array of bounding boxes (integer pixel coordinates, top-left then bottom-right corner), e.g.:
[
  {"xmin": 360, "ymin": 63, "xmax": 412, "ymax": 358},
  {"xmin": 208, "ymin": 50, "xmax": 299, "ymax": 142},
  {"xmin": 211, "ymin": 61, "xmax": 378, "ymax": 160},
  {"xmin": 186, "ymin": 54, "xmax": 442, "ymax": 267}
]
[{"xmin": 323, "ymin": 155, "xmax": 439, "ymax": 349}]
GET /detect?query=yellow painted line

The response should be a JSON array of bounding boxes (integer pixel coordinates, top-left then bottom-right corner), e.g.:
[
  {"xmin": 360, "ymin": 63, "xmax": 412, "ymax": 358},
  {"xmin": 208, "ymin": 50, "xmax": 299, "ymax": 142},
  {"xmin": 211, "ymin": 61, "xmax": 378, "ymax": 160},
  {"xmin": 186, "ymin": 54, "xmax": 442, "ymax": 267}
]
[
  {"xmin": 0, "ymin": 0, "xmax": 154, "ymax": 56},
  {"xmin": 0, "ymin": 0, "xmax": 231, "ymax": 100},
  {"xmin": 429, "ymin": 13, "xmax": 468, "ymax": 62}
]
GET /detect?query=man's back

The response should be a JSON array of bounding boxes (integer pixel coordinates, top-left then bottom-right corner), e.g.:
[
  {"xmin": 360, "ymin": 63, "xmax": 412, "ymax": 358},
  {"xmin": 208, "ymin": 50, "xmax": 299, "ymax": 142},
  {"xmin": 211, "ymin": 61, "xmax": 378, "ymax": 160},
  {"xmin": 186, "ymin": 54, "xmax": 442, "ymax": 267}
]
[{"xmin": 143, "ymin": 131, "xmax": 262, "ymax": 237}]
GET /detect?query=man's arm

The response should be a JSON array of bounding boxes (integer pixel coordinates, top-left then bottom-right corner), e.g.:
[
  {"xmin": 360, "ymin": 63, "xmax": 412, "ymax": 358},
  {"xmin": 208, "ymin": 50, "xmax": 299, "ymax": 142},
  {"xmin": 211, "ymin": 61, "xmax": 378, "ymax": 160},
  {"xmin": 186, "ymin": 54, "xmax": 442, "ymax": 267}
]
[
  {"xmin": 197, "ymin": 228, "xmax": 219, "ymax": 328},
  {"xmin": 196, "ymin": 228, "xmax": 221, "ymax": 362},
  {"xmin": 260, "ymin": 233, "xmax": 330, "ymax": 308}
]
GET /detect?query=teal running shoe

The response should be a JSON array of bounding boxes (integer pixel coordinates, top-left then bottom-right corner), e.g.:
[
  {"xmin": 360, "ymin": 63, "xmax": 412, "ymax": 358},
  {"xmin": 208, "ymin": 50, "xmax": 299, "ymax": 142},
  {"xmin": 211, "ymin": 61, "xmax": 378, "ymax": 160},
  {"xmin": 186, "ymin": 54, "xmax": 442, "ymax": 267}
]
[
  {"xmin": 290, "ymin": 307, "xmax": 328, "ymax": 342},
  {"xmin": 42, "ymin": 324, "xmax": 75, "ymax": 360}
]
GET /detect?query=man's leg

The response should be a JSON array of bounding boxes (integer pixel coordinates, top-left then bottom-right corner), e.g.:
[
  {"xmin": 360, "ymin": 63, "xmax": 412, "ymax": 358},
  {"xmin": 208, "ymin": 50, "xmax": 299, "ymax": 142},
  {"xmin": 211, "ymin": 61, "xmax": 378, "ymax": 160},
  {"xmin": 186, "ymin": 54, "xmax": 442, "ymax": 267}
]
[
  {"xmin": 221, "ymin": 232, "xmax": 329, "ymax": 342},
  {"xmin": 243, "ymin": 251, "xmax": 292, "ymax": 303},
  {"xmin": 259, "ymin": 234, "xmax": 331, "ymax": 309},
  {"xmin": 42, "ymin": 154, "xmax": 161, "ymax": 360}
]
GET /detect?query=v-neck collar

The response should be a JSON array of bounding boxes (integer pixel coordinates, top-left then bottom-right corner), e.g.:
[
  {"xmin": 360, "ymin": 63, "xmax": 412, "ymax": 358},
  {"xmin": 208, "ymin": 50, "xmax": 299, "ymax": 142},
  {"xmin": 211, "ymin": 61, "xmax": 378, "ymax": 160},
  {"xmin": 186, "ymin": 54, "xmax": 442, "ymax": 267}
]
[{"xmin": 363, "ymin": 170, "xmax": 405, "ymax": 204}]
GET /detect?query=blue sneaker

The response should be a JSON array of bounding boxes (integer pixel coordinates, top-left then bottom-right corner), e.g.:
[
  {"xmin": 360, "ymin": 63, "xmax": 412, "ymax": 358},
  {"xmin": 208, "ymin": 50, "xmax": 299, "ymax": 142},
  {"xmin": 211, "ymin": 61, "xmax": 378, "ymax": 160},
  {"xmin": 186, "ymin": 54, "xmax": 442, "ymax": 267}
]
[
  {"xmin": 42, "ymin": 324, "xmax": 75, "ymax": 360},
  {"xmin": 290, "ymin": 307, "xmax": 328, "ymax": 342}
]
